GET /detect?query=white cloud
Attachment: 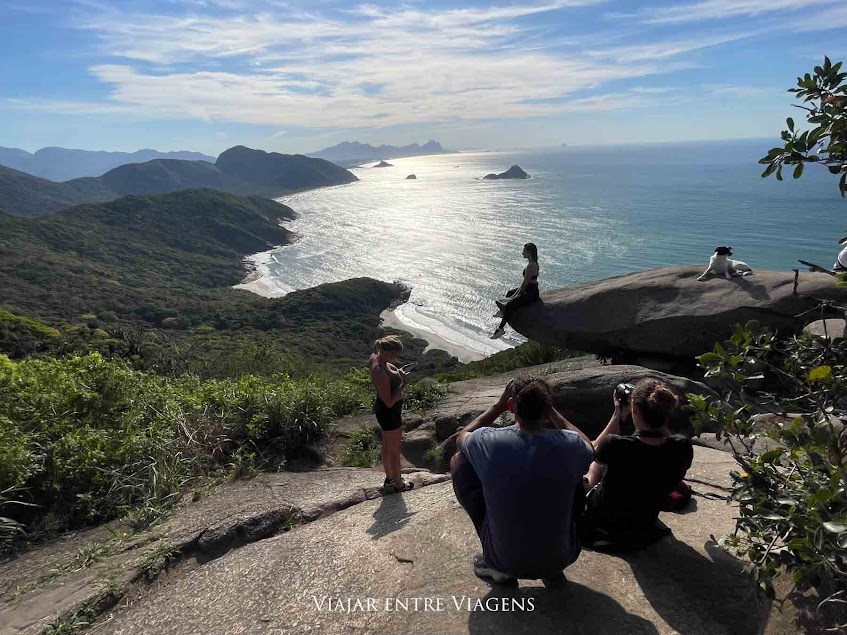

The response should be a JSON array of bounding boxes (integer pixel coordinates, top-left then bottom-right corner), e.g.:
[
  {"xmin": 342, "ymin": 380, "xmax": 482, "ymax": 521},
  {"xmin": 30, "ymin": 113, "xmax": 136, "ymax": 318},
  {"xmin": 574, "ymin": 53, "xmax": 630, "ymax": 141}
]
[
  {"xmin": 618, "ymin": 0, "xmax": 838, "ymax": 25},
  {"xmin": 17, "ymin": 0, "xmax": 829, "ymax": 133}
]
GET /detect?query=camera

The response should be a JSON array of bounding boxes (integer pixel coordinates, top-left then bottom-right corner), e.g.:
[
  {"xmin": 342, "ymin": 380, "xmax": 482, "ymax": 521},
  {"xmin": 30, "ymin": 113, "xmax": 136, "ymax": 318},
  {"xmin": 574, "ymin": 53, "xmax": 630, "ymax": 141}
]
[{"xmin": 615, "ymin": 382, "xmax": 634, "ymax": 405}]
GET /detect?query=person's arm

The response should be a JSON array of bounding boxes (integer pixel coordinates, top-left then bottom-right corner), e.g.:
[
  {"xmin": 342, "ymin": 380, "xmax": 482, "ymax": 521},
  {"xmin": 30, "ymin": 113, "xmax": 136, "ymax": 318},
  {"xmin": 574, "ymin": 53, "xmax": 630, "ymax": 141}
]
[
  {"xmin": 457, "ymin": 380, "xmax": 514, "ymax": 454},
  {"xmin": 592, "ymin": 391, "xmax": 630, "ymax": 450},
  {"xmin": 546, "ymin": 405, "xmax": 593, "ymax": 448},
  {"xmin": 371, "ymin": 366, "xmax": 404, "ymax": 407}
]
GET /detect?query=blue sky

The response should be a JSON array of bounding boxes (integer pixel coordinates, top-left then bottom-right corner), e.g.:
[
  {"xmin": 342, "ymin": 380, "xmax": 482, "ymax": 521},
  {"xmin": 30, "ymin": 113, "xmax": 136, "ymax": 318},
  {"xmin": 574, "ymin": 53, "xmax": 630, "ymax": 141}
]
[{"xmin": 1, "ymin": 0, "xmax": 846, "ymax": 155}]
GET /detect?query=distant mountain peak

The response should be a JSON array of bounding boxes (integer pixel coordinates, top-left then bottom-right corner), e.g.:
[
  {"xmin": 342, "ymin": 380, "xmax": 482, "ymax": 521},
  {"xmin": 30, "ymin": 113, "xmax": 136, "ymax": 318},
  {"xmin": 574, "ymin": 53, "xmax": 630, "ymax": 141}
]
[{"xmin": 308, "ymin": 140, "xmax": 450, "ymax": 162}]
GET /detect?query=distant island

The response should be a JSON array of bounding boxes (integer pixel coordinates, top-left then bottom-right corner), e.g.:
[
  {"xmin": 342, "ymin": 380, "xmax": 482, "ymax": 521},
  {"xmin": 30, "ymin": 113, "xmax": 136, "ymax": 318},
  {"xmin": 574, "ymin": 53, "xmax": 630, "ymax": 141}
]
[
  {"xmin": 483, "ymin": 165, "xmax": 531, "ymax": 180},
  {"xmin": 374, "ymin": 160, "xmax": 393, "ymax": 168},
  {"xmin": 0, "ymin": 146, "xmax": 216, "ymax": 182},
  {"xmin": 308, "ymin": 140, "xmax": 452, "ymax": 165},
  {"xmin": 0, "ymin": 146, "xmax": 357, "ymax": 217}
]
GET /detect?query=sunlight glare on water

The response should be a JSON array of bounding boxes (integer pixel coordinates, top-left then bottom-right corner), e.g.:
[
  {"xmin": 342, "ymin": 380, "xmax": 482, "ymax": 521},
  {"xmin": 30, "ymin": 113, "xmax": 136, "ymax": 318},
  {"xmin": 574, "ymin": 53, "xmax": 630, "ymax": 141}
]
[{"xmin": 239, "ymin": 141, "xmax": 845, "ymax": 358}]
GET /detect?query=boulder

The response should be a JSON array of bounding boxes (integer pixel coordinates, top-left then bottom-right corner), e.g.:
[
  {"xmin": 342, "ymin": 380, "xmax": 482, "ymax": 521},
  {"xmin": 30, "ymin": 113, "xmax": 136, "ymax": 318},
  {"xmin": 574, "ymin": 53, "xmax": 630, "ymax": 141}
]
[
  {"xmin": 399, "ymin": 361, "xmax": 716, "ymax": 472},
  {"xmin": 406, "ymin": 174, "xmax": 417, "ymax": 179},
  {"xmin": 482, "ymin": 165, "xmax": 530, "ymax": 180},
  {"xmin": 508, "ymin": 267, "xmax": 844, "ymax": 360},
  {"xmin": 803, "ymin": 318, "xmax": 846, "ymax": 341}
]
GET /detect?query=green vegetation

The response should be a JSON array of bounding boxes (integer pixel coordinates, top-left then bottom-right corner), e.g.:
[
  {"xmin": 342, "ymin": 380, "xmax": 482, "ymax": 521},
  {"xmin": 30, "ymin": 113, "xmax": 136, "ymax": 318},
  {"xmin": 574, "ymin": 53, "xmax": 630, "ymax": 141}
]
[
  {"xmin": 689, "ymin": 323, "xmax": 846, "ymax": 615},
  {"xmin": 760, "ymin": 56, "xmax": 846, "ymax": 196},
  {"xmin": 341, "ymin": 427, "xmax": 382, "ymax": 468},
  {"xmin": 0, "ymin": 352, "xmax": 380, "ymax": 548},
  {"xmin": 0, "ymin": 165, "xmax": 114, "ymax": 217},
  {"xmin": 438, "ymin": 341, "xmax": 578, "ymax": 382},
  {"xmin": 0, "ymin": 144, "xmax": 357, "ymax": 217}
]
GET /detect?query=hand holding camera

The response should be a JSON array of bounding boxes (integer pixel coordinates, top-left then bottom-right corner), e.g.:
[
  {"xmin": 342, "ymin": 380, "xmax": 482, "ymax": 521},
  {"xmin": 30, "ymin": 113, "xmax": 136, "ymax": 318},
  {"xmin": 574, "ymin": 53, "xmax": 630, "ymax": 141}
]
[{"xmin": 614, "ymin": 382, "xmax": 634, "ymax": 416}]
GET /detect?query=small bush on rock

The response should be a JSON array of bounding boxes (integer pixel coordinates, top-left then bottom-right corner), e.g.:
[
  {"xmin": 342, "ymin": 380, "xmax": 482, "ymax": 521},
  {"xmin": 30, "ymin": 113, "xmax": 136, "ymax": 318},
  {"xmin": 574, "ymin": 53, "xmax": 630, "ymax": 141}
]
[{"xmin": 688, "ymin": 321, "xmax": 847, "ymax": 622}]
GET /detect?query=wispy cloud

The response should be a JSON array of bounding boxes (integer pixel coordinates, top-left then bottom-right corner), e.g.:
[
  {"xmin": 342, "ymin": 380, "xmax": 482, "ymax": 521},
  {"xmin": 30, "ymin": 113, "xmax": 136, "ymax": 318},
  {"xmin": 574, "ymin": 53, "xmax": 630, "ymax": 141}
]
[
  {"xmin": 11, "ymin": 0, "xmax": 840, "ymax": 135},
  {"xmin": 617, "ymin": 0, "xmax": 839, "ymax": 25}
]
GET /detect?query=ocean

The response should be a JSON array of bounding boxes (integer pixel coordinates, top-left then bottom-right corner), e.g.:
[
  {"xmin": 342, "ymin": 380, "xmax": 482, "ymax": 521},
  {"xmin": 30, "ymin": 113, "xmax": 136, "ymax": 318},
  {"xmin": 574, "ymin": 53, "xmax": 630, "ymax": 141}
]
[{"xmin": 237, "ymin": 139, "xmax": 846, "ymax": 360}]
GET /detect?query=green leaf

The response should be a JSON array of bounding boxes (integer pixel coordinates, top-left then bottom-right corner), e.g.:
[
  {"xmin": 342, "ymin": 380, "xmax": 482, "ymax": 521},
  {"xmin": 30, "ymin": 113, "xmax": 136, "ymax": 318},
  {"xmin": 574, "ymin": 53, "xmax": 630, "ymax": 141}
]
[
  {"xmin": 787, "ymin": 117, "xmax": 795, "ymax": 132},
  {"xmin": 808, "ymin": 365, "xmax": 832, "ymax": 382},
  {"xmin": 823, "ymin": 522, "xmax": 847, "ymax": 533},
  {"xmin": 793, "ymin": 163, "xmax": 804, "ymax": 179}
]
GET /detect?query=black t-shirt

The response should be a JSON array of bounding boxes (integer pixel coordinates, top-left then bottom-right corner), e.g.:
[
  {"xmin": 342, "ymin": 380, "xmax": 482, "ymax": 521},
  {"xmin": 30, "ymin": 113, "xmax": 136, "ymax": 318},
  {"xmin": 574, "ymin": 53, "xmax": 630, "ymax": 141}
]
[{"xmin": 587, "ymin": 434, "xmax": 693, "ymax": 531}]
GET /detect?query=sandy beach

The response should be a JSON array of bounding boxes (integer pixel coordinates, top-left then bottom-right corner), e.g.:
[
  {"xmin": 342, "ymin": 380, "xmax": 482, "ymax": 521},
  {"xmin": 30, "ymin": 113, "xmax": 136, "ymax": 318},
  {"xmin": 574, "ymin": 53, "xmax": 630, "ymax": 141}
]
[{"xmin": 380, "ymin": 308, "xmax": 485, "ymax": 364}]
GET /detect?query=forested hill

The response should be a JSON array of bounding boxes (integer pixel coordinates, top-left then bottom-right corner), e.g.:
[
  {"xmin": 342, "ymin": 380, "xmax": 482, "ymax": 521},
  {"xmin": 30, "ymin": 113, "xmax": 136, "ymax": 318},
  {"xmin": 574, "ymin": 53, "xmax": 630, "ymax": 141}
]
[
  {"xmin": 0, "ymin": 146, "xmax": 358, "ymax": 217},
  {"xmin": 0, "ymin": 164, "xmax": 115, "ymax": 217},
  {"xmin": 0, "ymin": 189, "xmax": 295, "ymax": 321}
]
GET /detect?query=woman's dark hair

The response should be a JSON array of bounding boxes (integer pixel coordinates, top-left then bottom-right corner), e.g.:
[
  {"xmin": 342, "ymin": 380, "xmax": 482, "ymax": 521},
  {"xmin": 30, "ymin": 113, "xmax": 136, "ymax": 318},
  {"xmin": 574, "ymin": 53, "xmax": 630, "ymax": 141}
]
[
  {"xmin": 514, "ymin": 379, "xmax": 552, "ymax": 426},
  {"xmin": 523, "ymin": 242, "xmax": 538, "ymax": 262},
  {"xmin": 631, "ymin": 379, "xmax": 679, "ymax": 429}
]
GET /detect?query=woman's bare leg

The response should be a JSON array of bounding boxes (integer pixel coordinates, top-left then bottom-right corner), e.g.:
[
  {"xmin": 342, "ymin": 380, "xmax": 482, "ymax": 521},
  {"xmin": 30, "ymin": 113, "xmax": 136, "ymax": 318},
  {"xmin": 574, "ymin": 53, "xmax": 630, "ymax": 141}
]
[
  {"xmin": 381, "ymin": 433, "xmax": 391, "ymax": 480},
  {"xmin": 382, "ymin": 428, "xmax": 403, "ymax": 483}
]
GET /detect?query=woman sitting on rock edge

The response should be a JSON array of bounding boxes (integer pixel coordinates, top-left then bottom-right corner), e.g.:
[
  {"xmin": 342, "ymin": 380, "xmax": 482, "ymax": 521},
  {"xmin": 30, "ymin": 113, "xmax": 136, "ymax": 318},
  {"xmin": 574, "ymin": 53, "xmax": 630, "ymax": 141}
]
[
  {"xmin": 580, "ymin": 379, "xmax": 693, "ymax": 544},
  {"xmin": 368, "ymin": 336, "xmax": 414, "ymax": 493},
  {"xmin": 491, "ymin": 242, "xmax": 540, "ymax": 340}
]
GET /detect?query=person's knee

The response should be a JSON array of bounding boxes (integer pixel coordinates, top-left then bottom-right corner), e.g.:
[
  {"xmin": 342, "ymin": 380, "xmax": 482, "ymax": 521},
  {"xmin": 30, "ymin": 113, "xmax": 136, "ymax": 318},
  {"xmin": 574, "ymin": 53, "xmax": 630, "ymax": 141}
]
[{"xmin": 449, "ymin": 451, "xmax": 466, "ymax": 474}]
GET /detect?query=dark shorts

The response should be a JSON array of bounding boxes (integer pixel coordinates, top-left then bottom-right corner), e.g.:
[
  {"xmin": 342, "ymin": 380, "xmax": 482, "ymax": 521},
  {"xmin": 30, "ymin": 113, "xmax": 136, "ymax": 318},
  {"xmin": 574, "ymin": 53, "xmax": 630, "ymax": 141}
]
[{"xmin": 374, "ymin": 398, "xmax": 403, "ymax": 431}]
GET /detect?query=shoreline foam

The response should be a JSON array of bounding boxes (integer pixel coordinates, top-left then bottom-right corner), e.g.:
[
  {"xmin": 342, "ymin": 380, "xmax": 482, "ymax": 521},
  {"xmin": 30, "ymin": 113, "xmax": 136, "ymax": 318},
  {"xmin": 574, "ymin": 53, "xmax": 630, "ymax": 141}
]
[{"xmin": 379, "ymin": 308, "xmax": 485, "ymax": 364}]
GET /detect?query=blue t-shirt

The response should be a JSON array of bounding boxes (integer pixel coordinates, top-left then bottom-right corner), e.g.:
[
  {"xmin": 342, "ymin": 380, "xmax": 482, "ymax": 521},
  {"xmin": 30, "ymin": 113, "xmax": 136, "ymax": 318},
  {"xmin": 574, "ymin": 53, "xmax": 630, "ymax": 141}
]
[{"xmin": 462, "ymin": 426, "xmax": 594, "ymax": 578}]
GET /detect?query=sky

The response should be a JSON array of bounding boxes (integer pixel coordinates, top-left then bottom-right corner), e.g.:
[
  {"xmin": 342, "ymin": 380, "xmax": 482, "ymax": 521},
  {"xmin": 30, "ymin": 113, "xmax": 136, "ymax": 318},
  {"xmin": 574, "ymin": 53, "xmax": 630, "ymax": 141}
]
[{"xmin": 1, "ymin": 0, "xmax": 846, "ymax": 155}]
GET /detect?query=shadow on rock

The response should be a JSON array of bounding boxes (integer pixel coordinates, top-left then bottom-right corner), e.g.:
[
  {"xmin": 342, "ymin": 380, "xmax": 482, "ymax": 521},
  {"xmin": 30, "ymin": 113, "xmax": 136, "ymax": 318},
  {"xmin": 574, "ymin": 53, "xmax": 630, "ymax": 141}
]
[
  {"xmin": 732, "ymin": 277, "xmax": 772, "ymax": 301},
  {"xmin": 366, "ymin": 493, "xmax": 417, "ymax": 540},
  {"xmin": 624, "ymin": 537, "xmax": 767, "ymax": 635},
  {"xmin": 468, "ymin": 582, "xmax": 660, "ymax": 635}
]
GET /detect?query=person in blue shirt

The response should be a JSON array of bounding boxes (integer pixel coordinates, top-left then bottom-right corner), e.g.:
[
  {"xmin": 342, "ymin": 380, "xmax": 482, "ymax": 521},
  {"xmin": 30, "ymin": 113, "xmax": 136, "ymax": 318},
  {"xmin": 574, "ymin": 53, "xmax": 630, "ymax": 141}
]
[{"xmin": 451, "ymin": 378, "xmax": 594, "ymax": 587}]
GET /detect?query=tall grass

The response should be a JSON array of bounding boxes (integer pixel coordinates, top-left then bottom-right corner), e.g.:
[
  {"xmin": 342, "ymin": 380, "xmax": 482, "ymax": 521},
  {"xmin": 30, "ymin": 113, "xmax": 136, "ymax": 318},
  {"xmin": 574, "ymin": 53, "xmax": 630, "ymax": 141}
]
[{"xmin": 0, "ymin": 352, "xmax": 373, "ymax": 548}]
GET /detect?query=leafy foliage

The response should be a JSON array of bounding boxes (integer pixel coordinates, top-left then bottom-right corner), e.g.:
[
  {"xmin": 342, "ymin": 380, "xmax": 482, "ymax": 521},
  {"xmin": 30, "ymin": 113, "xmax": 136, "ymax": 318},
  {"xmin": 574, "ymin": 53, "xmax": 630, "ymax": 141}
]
[
  {"xmin": 688, "ymin": 322, "xmax": 847, "ymax": 613},
  {"xmin": 760, "ymin": 57, "xmax": 847, "ymax": 196},
  {"xmin": 0, "ymin": 352, "xmax": 376, "ymax": 545},
  {"xmin": 340, "ymin": 426, "xmax": 382, "ymax": 468}
]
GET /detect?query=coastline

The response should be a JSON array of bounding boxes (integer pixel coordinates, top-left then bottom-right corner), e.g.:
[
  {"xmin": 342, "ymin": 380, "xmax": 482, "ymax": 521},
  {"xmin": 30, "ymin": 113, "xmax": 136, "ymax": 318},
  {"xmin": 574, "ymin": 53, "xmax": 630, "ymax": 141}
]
[{"xmin": 380, "ymin": 307, "xmax": 485, "ymax": 364}]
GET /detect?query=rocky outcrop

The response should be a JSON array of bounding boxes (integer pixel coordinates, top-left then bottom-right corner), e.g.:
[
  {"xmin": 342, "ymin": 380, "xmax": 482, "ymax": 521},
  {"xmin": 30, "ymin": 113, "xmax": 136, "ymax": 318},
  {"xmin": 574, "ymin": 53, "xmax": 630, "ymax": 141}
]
[
  {"xmin": 803, "ymin": 318, "xmax": 846, "ymax": 341},
  {"xmin": 0, "ymin": 468, "xmax": 449, "ymax": 635},
  {"xmin": 374, "ymin": 160, "xmax": 393, "ymax": 168},
  {"xmin": 406, "ymin": 174, "xmax": 417, "ymax": 179},
  {"xmin": 84, "ymin": 446, "xmax": 789, "ymax": 635},
  {"xmin": 483, "ymin": 165, "xmax": 530, "ymax": 180},
  {"xmin": 323, "ymin": 358, "xmax": 715, "ymax": 472},
  {"xmin": 508, "ymin": 267, "xmax": 843, "ymax": 360}
]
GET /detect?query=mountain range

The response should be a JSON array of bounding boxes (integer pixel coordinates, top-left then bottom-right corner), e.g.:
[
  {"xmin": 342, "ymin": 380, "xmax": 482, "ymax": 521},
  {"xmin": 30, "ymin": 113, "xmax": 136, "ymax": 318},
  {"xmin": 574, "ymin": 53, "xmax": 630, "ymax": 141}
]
[
  {"xmin": 308, "ymin": 140, "xmax": 449, "ymax": 163},
  {"xmin": 0, "ymin": 146, "xmax": 358, "ymax": 217},
  {"xmin": 0, "ymin": 146, "xmax": 216, "ymax": 182}
]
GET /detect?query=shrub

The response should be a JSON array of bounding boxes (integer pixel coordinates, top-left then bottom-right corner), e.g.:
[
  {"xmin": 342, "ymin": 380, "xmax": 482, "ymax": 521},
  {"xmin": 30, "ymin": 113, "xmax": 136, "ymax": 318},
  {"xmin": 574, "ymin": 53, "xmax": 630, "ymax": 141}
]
[
  {"xmin": 0, "ymin": 353, "xmax": 374, "ymax": 543},
  {"xmin": 688, "ymin": 321, "xmax": 847, "ymax": 615},
  {"xmin": 340, "ymin": 426, "xmax": 381, "ymax": 468}
]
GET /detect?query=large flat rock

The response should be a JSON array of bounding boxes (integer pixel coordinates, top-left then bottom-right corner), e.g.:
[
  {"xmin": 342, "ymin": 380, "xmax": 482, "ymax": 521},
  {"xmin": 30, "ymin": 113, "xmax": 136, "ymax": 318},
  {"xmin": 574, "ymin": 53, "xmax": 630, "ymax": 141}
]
[
  {"xmin": 95, "ymin": 446, "xmax": 792, "ymax": 635},
  {"xmin": 0, "ymin": 468, "xmax": 448, "ymax": 635},
  {"xmin": 509, "ymin": 267, "xmax": 843, "ymax": 359}
]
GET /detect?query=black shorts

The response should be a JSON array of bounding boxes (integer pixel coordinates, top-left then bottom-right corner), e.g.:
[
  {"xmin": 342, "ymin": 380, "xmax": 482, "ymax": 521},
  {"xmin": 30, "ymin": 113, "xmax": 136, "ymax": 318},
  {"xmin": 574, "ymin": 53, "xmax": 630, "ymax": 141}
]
[{"xmin": 374, "ymin": 398, "xmax": 403, "ymax": 431}]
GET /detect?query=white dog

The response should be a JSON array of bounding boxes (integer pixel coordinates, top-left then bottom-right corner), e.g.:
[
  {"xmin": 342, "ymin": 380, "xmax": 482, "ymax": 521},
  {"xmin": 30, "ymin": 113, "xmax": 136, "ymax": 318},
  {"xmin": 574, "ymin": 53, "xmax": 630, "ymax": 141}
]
[{"xmin": 697, "ymin": 246, "xmax": 753, "ymax": 281}]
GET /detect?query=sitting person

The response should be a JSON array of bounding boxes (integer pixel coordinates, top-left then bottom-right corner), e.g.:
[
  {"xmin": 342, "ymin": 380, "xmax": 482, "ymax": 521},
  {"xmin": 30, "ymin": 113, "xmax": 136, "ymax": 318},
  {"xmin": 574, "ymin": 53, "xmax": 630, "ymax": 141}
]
[
  {"xmin": 451, "ymin": 378, "xmax": 594, "ymax": 587},
  {"xmin": 581, "ymin": 379, "xmax": 693, "ymax": 547},
  {"xmin": 491, "ymin": 242, "xmax": 539, "ymax": 339}
]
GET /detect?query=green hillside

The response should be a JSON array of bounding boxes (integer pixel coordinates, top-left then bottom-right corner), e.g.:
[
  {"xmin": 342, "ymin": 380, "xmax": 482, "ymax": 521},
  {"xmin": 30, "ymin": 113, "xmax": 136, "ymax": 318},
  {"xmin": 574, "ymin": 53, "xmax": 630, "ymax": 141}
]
[
  {"xmin": 100, "ymin": 159, "xmax": 239, "ymax": 196},
  {"xmin": 0, "ymin": 146, "xmax": 358, "ymax": 217},
  {"xmin": 0, "ymin": 164, "xmax": 115, "ymax": 216},
  {"xmin": 215, "ymin": 146, "xmax": 359, "ymax": 193}
]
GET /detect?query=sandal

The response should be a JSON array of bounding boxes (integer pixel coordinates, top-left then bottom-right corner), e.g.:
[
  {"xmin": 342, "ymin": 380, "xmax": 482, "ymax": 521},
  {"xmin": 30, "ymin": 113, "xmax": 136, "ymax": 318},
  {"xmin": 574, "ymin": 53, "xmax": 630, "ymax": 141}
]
[{"xmin": 393, "ymin": 479, "xmax": 415, "ymax": 493}]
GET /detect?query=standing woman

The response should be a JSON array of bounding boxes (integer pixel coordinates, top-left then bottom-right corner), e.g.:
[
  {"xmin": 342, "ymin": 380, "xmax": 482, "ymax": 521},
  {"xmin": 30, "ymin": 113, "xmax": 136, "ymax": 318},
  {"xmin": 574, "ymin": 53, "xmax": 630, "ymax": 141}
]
[
  {"xmin": 368, "ymin": 336, "xmax": 414, "ymax": 493},
  {"xmin": 491, "ymin": 242, "xmax": 540, "ymax": 339}
]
